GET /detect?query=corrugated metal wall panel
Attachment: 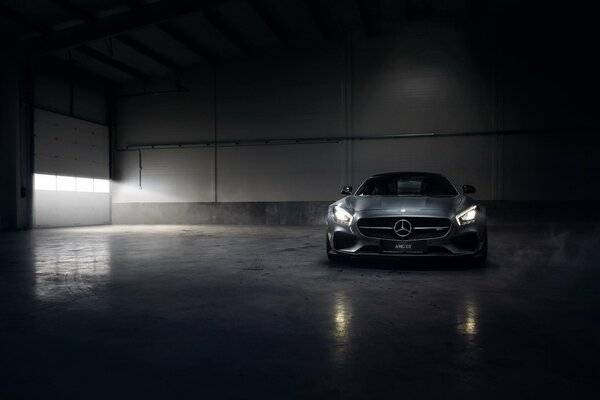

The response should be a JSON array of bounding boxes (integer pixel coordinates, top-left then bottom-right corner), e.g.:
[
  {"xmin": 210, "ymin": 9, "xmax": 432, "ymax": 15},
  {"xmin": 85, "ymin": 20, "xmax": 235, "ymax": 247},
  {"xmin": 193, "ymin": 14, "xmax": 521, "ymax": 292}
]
[
  {"xmin": 113, "ymin": 23, "xmax": 600, "ymax": 206},
  {"xmin": 217, "ymin": 143, "xmax": 345, "ymax": 202},
  {"xmin": 352, "ymin": 136, "xmax": 495, "ymax": 200},
  {"xmin": 352, "ymin": 30, "xmax": 494, "ymax": 136},
  {"xmin": 112, "ymin": 148, "xmax": 215, "ymax": 203},
  {"xmin": 34, "ymin": 74, "xmax": 108, "ymax": 125},
  {"xmin": 502, "ymin": 133, "xmax": 600, "ymax": 200},
  {"xmin": 117, "ymin": 67, "xmax": 216, "ymax": 148},
  {"xmin": 34, "ymin": 73, "xmax": 71, "ymax": 115},
  {"xmin": 72, "ymin": 85, "xmax": 108, "ymax": 124},
  {"xmin": 217, "ymin": 43, "xmax": 344, "ymax": 141}
]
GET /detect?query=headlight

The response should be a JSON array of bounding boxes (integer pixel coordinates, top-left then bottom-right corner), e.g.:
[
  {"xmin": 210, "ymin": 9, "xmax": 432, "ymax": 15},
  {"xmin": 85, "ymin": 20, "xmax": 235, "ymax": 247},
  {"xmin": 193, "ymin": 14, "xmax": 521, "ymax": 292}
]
[
  {"xmin": 333, "ymin": 205, "xmax": 353, "ymax": 225},
  {"xmin": 456, "ymin": 205, "xmax": 477, "ymax": 225}
]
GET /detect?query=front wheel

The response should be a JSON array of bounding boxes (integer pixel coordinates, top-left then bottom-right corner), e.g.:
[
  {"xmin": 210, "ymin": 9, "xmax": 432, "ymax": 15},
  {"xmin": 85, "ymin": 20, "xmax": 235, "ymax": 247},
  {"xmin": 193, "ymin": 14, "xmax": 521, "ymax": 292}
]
[
  {"xmin": 326, "ymin": 236, "xmax": 346, "ymax": 263},
  {"xmin": 471, "ymin": 237, "xmax": 488, "ymax": 267}
]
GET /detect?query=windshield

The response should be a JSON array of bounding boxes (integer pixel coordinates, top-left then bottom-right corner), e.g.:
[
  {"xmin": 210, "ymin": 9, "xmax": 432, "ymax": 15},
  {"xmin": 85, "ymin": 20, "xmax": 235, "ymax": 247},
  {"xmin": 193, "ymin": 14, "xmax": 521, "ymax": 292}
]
[{"xmin": 356, "ymin": 174, "xmax": 458, "ymax": 197}]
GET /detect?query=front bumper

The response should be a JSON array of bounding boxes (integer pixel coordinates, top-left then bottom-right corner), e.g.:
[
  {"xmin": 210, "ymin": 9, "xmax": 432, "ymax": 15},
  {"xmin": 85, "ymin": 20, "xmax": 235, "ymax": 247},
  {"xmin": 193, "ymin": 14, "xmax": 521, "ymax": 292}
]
[{"xmin": 326, "ymin": 211, "xmax": 487, "ymax": 257}]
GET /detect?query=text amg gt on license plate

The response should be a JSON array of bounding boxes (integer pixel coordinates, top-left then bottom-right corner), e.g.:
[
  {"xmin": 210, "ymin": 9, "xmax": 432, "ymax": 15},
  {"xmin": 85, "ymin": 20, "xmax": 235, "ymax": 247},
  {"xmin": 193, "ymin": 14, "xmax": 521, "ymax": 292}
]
[{"xmin": 380, "ymin": 240, "xmax": 427, "ymax": 254}]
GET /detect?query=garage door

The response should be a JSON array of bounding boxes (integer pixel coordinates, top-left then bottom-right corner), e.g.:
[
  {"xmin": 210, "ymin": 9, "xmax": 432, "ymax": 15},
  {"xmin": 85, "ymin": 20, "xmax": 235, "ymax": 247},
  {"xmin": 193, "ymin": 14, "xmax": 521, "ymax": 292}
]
[{"xmin": 33, "ymin": 109, "xmax": 110, "ymax": 227}]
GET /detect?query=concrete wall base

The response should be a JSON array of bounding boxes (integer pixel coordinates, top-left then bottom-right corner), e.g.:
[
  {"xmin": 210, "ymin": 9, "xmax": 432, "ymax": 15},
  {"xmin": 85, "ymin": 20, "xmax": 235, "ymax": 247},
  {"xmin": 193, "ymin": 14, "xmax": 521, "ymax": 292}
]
[{"xmin": 112, "ymin": 202, "xmax": 331, "ymax": 225}]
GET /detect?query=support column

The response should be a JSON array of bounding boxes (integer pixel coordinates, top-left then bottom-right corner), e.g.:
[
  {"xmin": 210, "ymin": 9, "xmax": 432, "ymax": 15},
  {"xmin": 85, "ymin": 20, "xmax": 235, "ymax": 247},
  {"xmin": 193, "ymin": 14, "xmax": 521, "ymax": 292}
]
[
  {"xmin": 344, "ymin": 31, "xmax": 353, "ymax": 187},
  {"xmin": 213, "ymin": 64, "xmax": 218, "ymax": 203},
  {"xmin": 0, "ymin": 62, "xmax": 20, "ymax": 231},
  {"xmin": 0, "ymin": 62, "xmax": 32, "ymax": 231}
]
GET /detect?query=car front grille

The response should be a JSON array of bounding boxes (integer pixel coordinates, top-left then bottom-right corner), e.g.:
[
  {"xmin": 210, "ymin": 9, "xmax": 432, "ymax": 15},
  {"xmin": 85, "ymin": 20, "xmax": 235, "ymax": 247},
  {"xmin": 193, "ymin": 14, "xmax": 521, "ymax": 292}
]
[{"xmin": 357, "ymin": 216, "xmax": 451, "ymax": 240}]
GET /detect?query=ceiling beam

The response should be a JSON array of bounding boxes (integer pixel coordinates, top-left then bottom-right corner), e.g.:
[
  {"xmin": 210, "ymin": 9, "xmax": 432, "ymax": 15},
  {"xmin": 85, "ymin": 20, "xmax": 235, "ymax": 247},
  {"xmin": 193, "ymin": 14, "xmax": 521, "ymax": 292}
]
[
  {"xmin": 0, "ymin": 5, "xmax": 118, "ymax": 89},
  {"xmin": 76, "ymin": 45, "xmax": 150, "ymax": 81},
  {"xmin": 120, "ymin": 0, "xmax": 144, "ymax": 9},
  {"xmin": 114, "ymin": 34, "xmax": 181, "ymax": 72},
  {"xmin": 157, "ymin": 22, "xmax": 217, "ymax": 65},
  {"xmin": 303, "ymin": 0, "xmax": 334, "ymax": 40},
  {"xmin": 46, "ymin": 0, "xmax": 96, "ymax": 23},
  {"xmin": 38, "ymin": 56, "xmax": 118, "ymax": 93},
  {"xmin": 48, "ymin": 1, "xmax": 176, "ymax": 74},
  {"xmin": 0, "ymin": 4, "xmax": 53, "ymax": 35},
  {"xmin": 247, "ymin": 0, "xmax": 289, "ymax": 47},
  {"xmin": 120, "ymin": 0, "xmax": 251, "ymax": 58},
  {"xmin": 202, "ymin": 5, "xmax": 254, "ymax": 56},
  {"xmin": 25, "ymin": 0, "xmax": 206, "ymax": 56}
]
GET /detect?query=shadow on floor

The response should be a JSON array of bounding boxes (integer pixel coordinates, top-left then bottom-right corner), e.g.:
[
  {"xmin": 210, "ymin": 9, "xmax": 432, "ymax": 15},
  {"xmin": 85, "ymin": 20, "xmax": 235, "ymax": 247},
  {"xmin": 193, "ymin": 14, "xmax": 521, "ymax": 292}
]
[{"xmin": 321, "ymin": 255, "xmax": 488, "ymax": 271}]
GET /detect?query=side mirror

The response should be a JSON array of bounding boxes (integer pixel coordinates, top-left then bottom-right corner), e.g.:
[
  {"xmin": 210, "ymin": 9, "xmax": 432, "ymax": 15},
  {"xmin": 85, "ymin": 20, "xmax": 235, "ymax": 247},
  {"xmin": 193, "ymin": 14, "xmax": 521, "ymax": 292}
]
[
  {"xmin": 341, "ymin": 186, "xmax": 353, "ymax": 195},
  {"xmin": 463, "ymin": 185, "xmax": 476, "ymax": 194}
]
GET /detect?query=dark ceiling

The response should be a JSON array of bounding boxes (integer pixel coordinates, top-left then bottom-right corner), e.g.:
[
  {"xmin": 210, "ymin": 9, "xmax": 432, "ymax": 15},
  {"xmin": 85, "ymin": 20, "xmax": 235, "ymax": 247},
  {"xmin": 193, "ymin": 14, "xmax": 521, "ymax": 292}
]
[{"xmin": 1, "ymin": 0, "xmax": 483, "ymax": 87}]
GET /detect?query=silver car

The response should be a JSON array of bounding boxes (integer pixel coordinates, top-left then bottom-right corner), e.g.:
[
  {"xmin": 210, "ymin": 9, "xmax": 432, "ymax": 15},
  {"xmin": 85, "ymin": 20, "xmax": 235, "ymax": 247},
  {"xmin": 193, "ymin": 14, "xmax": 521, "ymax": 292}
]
[{"xmin": 326, "ymin": 172, "xmax": 487, "ymax": 265}]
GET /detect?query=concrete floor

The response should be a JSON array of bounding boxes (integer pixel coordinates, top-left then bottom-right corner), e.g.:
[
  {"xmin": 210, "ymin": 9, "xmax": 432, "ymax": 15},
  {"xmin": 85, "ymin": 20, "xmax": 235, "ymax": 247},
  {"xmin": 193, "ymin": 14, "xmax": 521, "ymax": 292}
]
[{"xmin": 1, "ymin": 224, "xmax": 599, "ymax": 399}]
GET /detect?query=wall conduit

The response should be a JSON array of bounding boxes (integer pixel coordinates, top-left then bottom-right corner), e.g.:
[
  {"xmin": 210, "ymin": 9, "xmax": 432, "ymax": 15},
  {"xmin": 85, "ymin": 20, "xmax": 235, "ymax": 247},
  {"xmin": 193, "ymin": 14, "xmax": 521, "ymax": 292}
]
[
  {"xmin": 115, "ymin": 128, "xmax": 593, "ymax": 152},
  {"xmin": 138, "ymin": 149, "xmax": 142, "ymax": 189}
]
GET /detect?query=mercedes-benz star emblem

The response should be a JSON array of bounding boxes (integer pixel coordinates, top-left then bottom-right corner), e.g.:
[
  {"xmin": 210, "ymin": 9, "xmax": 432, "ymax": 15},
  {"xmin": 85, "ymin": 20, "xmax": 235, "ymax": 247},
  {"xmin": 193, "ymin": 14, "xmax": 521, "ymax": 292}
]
[{"xmin": 393, "ymin": 219, "xmax": 412, "ymax": 238}]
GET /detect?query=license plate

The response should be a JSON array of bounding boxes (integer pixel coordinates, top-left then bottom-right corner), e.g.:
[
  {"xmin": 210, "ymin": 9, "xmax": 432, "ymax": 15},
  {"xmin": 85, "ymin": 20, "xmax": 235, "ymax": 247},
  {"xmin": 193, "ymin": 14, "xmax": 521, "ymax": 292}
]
[{"xmin": 380, "ymin": 240, "xmax": 427, "ymax": 254}]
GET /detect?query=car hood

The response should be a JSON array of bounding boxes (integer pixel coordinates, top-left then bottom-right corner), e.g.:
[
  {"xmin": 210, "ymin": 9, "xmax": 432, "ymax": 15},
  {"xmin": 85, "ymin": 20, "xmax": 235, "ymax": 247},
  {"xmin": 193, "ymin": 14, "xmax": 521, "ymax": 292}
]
[{"xmin": 339, "ymin": 195, "xmax": 469, "ymax": 218}]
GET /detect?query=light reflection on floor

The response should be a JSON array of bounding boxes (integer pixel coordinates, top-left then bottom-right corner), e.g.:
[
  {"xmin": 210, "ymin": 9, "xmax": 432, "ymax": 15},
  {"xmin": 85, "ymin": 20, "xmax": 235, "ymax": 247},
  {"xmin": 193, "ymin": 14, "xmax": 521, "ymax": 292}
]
[
  {"xmin": 34, "ymin": 238, "xmax": 111, "ymax": 303},
  {"xmin": 457, "ymin": 301, "xmax": 478, "ymax": 337},
  {"xmin": 456, "ymin": 297, "xmax": 480, "ymax": 369},
  {"xmin": 332, "ymin": 292, "xmax": 352, "ymax": 365}
]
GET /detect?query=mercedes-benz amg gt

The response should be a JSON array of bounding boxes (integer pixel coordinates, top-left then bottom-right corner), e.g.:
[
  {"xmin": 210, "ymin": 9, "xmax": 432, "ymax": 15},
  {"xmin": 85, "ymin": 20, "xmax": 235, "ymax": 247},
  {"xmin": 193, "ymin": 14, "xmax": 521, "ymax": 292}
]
[{"xmin": 326, "ymin": 172, "xmax": 487, "ymax": 265}]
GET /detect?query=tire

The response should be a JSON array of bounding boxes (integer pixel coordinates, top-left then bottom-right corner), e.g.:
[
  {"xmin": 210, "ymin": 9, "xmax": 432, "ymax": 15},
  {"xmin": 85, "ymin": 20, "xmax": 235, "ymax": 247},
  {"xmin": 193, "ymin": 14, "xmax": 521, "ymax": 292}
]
[
  {"xmin": 471, "ymin": 238, "xmax": 488, "ymax": 267},
  {"xmin": 326, "ymin": 236, "xmax": 346, "ymax": 263}
]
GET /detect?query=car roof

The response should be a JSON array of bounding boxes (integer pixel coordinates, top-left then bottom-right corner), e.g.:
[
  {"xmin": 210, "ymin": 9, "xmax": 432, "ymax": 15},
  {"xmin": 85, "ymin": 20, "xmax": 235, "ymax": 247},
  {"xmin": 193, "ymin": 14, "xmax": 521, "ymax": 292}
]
[{"xmin": 369, "ymin": 172, "xmax": 444, "ymax": 178}]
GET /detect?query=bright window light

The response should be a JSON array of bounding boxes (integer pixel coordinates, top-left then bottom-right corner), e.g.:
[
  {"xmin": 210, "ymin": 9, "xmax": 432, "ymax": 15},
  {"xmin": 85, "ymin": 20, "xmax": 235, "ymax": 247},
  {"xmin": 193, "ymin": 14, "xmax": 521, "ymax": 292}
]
[
  {"xmin": 34, "ymin": 174, "xmax": 56, "ymax": 191},
  {"xmin": 35, "ymin": 174, "xmax": 110, "ymax": 193},
  {"xmin": 93, "ymin": 179, "xmax": 110, "ymax": 193},
  {"xmin": 56, "ymin": 176, "xmax": 76, "ymax": 192},
  {"xmin": 76, "ymin": 177, "xmax": 94, "ymax": 192}
]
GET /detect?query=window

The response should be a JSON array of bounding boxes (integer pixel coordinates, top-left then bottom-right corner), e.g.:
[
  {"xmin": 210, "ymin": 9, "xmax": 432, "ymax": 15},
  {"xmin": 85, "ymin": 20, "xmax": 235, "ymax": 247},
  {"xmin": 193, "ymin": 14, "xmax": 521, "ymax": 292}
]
[
  {"xmin": 76, "ymin": 177, "xmax": 94, "ymax": 192},
  {"xmin": 93, "ymin": 179, "xmax": 110, "ymax": 193},
  {"xmin": 34, "ymin": 174, "xmax": 56, "ymax": 191},
  {"xmin": 56, "ymin": 176, "xmax": 76, "ymax": 192},
  {"xmin": 34, "ymin": 174, "xmax": 110, "ymax": 193},
  {"xmin": 356, "ymin": 174, "xmax": 458, "ymax": 197}
]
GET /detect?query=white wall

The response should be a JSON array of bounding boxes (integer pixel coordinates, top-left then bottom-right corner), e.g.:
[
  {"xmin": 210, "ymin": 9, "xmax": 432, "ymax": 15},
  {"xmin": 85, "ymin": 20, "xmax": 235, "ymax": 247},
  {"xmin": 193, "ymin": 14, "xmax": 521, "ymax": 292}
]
[
  {"xmin": 217, "ymin": 143, "xmax": 345, "ymax": 201},
  {"xmin": 116, "ymin": 66, "xmax": 215, "ymax": 148},
  {"xmin": 114, "ymin": 148, "xmax": 214, "ymax": 203},
  {"xmin": 113, "ymin": 19, "xmax": 600, "ymax": 205},
  {"xmin": 114, "ymin": 41, "xmax": 348, "ymax": 204},
  {"xmin": 351, "ymin": 135, "xmax": 495, "ymax": 199},
  {"xmin": 352, "ymin": 24, "xmax": 494, "ymax": 136},
  {"xmin": 35, "ymin": 72, "xmax": 108, "ymax": 124}
]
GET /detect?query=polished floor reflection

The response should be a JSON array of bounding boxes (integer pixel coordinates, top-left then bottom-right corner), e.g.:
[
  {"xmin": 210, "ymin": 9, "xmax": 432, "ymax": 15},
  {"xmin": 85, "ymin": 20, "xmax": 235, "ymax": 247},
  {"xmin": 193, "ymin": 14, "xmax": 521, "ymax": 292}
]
[
  {"xmin": 34, "ymin": 236, "xmax": 111, "ymax": 302},
  {"xmin": 1, "ymin": 224, "xmax": 599, "ymax": 398}
]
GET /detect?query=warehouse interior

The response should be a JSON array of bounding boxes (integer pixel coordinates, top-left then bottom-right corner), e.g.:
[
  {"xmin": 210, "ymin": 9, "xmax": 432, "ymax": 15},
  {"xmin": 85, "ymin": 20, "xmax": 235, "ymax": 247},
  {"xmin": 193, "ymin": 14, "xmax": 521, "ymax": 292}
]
[{"xmin": 1, "ymin": 0, "xmax": 599, "ymax": 398}]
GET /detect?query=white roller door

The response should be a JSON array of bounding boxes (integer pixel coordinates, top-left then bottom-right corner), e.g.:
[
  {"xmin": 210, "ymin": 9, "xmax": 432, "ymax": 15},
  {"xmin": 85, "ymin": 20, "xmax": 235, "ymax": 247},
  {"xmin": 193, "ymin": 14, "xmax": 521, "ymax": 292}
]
[{"xmin": 33, "ymin": 109, "xmax": 110, "ymax": 227}]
